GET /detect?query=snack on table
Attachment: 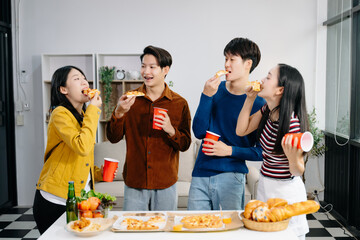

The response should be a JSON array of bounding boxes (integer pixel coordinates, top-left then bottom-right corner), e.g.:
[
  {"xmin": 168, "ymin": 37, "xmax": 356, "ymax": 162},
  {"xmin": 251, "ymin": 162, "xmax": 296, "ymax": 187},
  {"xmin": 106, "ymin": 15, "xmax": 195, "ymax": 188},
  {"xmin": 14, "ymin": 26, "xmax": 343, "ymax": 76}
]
[
  {"xmin": 215, "ymin": 70, "xmax": 229, "ymax": 78},
  {"xmin": 122, "ymin": 217, "xmax": 161, "ymax": 230},
  {"xmin": 244, "ymin": 198, "xmax": 320, "ymax": 222},
  {"xmin": 180, "ymin": 214, "xmax": 223, "ymax": 229},
  {"xmin": 247, "ymin": 81, "xmax": 261, "ymax": 91},
  {"xmin": 83, "ymin": 88, "xmax": 101, "ymax": 99},
  {"xmin": 70, "ymin": 217, "xmax": 101, "ymax": 232},
  {"xmin": 243, "ymin": 200, "xmax": 268, "ymax": 219},
  {"xmin": 126, "ymin": 90, "xmax": 145, "ymax": 96}
]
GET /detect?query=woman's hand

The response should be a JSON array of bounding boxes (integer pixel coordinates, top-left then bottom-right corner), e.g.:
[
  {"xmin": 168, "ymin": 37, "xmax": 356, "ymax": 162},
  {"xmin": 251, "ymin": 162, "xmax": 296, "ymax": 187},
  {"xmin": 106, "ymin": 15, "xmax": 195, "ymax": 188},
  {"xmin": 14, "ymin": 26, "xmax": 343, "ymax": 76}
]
[
  {"xmin": 203, "ymin": 76, "xmax": 221, "ymax": 97},
  {"xmin": 89, "ymin": 92, "xmax": 102, "ymax": 108},
  {"xmin": 202, "ymin": 139, "xmax": 232, "ymax": 157},
  {"xmin": 101, "ymin": 165, "xmax": 118, "ymax": 180},
  {"xmin": 282, "ymin": 135, "xmax": 305, "ymax": 176},
  {"xmin": 114, "ymin": 95, "xmax": 136, "ymax": 118},
  {"xmin": 244, "ymin": 85, "xmax": 259, "ymax": 100}
]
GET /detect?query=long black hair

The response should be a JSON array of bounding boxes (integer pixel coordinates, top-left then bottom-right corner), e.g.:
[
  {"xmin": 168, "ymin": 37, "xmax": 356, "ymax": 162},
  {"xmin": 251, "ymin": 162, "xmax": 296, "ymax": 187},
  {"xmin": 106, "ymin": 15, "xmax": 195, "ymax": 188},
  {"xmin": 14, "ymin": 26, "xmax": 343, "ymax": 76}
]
[
  {"xmin": 50, "ymin": 65, "xmax": 87, "ymax": 126},
  {"xmin": 257, "ymin": 64, "xmax": 309, "ymax": 153}
]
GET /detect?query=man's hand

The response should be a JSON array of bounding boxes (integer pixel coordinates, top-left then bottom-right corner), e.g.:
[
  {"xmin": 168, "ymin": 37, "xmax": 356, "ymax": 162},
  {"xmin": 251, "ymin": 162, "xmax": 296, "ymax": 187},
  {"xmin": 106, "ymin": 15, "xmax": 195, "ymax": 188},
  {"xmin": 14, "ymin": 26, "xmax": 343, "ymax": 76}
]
[
  {"xmin": 114, "ymin": 95, "xmax": 136, "ymax": 118},
  {"xmin": 202, "ymin": 139, "xmax": 232, "ymax": 157},
  {"xmin": 203, "ymin": 76, "xmax": 221, "ymax": 97},
  {"xmin": 153, "ymin": 110, "xmax": 176, "ymax": 137}
]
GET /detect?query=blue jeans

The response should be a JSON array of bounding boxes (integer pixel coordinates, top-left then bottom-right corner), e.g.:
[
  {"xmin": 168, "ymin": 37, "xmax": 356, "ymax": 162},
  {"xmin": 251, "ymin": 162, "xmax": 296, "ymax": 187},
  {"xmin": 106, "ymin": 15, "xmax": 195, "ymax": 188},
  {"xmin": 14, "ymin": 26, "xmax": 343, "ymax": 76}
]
[
  {"xmin": 187, "ymin": 172, "xmax": 245, "ymax": 210},
  {"xmin": 123, "ymin": 183, "xmax": 177, "ymax": 211}
]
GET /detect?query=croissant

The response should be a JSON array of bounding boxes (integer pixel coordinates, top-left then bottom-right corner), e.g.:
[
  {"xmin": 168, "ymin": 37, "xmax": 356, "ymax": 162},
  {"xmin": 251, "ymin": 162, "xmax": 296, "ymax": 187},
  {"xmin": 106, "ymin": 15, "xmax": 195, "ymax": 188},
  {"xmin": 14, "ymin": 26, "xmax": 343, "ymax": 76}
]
[
  {"xmin": 267, "ymin": 198, "xmax": 288, "ymax": 209},
  {"xmin": 243, "ymin": 200, "xmax": 268, "ymax": 220},
  {"xmin": 246, "ymin": 199, "xmax": 320, "ymax": 222},
  {"xmin": 268, "ymin": 200, "xmax": 320, "ymax": 222}
]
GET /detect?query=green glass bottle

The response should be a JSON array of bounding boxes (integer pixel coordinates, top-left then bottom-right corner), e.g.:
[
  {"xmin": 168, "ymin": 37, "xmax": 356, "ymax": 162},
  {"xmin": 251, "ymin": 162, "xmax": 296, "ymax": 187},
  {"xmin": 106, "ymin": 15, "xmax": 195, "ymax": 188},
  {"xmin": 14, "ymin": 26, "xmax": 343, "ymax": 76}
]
[{"xmin": 66, "ymin": 181, "xmax": 78, "ymax": 223}]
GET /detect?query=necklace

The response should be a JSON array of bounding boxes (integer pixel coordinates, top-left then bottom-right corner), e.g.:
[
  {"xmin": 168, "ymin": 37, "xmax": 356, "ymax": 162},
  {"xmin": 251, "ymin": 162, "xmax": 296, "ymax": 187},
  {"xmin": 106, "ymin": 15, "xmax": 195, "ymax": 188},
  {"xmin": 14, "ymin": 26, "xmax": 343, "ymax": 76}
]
[{"xmin": 269, "ymin": 105, "xmax": 280, "ymax": 122}]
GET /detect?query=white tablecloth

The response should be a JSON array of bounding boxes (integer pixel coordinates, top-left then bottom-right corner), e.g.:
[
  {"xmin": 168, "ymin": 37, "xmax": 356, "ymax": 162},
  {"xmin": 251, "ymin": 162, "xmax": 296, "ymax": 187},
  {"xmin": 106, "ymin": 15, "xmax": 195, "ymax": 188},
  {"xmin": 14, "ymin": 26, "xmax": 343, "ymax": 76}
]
[{"xmin": 38, "ymin": 211, "xmax": 298, "ymax": 240}]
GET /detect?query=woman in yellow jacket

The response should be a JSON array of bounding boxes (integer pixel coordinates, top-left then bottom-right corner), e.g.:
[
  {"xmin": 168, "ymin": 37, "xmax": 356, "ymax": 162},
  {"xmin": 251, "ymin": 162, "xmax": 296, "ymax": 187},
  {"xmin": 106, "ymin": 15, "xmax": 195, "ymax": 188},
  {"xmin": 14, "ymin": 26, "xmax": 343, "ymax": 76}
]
[{"xmin": 33, "ymin": 65, "xmax": 102, "ymax": 234}]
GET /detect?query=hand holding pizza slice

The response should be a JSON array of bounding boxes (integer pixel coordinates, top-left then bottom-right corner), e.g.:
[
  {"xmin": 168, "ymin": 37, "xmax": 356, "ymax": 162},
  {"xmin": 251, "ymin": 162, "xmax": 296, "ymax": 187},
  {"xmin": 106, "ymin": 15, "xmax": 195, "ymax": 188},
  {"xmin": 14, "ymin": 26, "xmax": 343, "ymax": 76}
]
[{"xmin": 83, "ymin": 88, "xmax": 101, "ymax": 99}]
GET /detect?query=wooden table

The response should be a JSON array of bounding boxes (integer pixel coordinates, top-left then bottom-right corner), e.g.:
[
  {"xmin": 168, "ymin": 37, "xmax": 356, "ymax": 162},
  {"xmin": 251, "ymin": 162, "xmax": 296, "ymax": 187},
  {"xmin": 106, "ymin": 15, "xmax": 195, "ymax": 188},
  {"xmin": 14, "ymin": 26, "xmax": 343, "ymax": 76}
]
[{"xmin": 38, "ymin": 211, "xmax": 298, "ymax": 240}]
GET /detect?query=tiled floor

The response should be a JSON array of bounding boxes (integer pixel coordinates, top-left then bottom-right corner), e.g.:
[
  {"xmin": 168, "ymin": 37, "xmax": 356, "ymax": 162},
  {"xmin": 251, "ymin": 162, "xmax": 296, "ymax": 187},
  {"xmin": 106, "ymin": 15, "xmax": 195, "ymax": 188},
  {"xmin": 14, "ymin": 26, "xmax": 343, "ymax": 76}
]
[{"xmin": 0, "ymin": 206, "xmax": 358, "ymax": 239}]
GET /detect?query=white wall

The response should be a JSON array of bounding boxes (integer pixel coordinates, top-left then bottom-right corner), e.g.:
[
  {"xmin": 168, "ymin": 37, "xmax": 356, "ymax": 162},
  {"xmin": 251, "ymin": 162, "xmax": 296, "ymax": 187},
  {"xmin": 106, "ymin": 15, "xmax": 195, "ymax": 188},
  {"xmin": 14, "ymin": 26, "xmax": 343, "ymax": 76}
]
[{"xmin": 12, "ymin": 0, "xmax": 327, "ymax": 205}]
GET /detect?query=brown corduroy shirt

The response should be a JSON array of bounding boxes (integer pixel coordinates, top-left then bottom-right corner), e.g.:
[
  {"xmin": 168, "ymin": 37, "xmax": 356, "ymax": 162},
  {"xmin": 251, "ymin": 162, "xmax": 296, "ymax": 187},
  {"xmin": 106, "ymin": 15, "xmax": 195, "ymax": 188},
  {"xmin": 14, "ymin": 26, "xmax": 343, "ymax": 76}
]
[{"xmin": 106, "ymin": 83, "xmax": 191, "ymax": 189}]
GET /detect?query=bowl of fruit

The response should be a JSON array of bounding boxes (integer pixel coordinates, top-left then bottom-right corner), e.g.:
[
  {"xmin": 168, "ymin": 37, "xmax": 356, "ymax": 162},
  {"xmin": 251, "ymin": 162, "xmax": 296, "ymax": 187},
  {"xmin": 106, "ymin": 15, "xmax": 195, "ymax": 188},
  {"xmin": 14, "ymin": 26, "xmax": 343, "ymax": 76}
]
[{"xmin": 77, "ymin": 189, "xmax": 116, "ymax": 219}]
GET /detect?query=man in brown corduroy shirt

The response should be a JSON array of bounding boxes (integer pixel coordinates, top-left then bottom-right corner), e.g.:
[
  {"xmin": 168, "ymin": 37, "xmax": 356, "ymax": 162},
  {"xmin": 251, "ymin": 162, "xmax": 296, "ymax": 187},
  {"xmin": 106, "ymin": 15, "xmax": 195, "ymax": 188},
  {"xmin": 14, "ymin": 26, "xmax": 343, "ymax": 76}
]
[{"xmin": 106, "ymin": 45, "xmax": 191, "ymax": 211}]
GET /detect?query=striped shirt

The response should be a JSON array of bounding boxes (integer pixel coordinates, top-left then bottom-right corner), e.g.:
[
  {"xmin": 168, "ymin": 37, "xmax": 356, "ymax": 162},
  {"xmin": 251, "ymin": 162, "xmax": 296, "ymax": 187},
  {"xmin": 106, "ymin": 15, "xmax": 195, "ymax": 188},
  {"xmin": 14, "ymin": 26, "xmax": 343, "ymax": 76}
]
[{"xmin": 259, "ymin": 104, "xmax": 301, "ymax": 180}]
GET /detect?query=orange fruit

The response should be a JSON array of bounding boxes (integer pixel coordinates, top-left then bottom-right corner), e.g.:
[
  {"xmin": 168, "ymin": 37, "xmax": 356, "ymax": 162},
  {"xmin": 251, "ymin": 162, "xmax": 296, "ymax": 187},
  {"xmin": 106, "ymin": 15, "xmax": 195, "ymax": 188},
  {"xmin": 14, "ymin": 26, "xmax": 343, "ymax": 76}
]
[
  {"xmin": 93, "ymin": 212, "xmax": 104, "ymax": 218},
  {"xmin": 79, "ymin": 200, "xmax": 91, "ymax": 211},
  {"xmin": 82, "ymin": 210, "xmax": 93, "ymax": 218},
  {"xmin": 222, "ymin": 217, "xmax": 232, "ymax": 224},
  {"xmin": 173, "ymin": 224, "xmax": 183, "ymax": 231},
  {"xmin": 88, "ymin": 197, "xmax": 101, "ymax": 211}
]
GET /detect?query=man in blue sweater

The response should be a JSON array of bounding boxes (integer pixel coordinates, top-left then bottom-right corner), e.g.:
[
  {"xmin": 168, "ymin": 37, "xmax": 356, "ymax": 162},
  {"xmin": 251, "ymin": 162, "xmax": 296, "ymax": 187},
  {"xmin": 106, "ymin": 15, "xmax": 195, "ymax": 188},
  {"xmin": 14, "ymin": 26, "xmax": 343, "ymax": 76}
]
[{"xmin": 188, "ymin": 38, "xmax": 265, "ymax": 210}]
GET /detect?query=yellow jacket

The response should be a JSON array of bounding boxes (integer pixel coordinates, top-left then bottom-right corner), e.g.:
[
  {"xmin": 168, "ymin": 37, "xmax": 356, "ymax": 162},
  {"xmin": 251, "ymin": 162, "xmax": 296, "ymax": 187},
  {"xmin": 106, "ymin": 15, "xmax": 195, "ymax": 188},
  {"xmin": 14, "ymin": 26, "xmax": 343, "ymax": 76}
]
[{"xmin": 36, "ymin": 104, "xmax": 102, "ymax": 199}]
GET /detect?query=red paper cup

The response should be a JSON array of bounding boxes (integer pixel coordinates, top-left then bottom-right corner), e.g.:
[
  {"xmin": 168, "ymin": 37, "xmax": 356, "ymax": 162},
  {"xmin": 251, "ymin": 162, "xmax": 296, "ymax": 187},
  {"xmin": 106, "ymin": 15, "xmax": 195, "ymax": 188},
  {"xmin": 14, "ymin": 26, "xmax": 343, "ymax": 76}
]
[
  {"xmin": 153, "ymin": 107, "xmax": 168, "ymax": 130},
  {"xmin": 284, "ymin": 131, "xmax": 314, "ymax": 152},
  {"xmin": 202, "ymin": 131, "xmax": 221, "ymax": 153},
  {"xmin": 103, "ymin": 158, "xmax": 119, "ymax": 182}
]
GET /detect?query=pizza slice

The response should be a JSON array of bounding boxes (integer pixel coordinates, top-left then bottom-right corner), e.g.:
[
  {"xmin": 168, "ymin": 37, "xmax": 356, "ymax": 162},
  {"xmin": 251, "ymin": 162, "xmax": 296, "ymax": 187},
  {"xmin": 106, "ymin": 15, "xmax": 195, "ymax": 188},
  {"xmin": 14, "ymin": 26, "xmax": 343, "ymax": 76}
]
[
  {"xmin": 82, "ymin": 88, "xmax": 101, "ymax": 99},
  {"xmin": 247, "ymin": 81, "xmax": 261, "ymax": 92},
  {"xmin": 126, "ymin": 90, "xmax": 145, "ymax": 97},
  {"xmin": 215, "ymin": 70, "xmax": 229, "ymax": 78}
]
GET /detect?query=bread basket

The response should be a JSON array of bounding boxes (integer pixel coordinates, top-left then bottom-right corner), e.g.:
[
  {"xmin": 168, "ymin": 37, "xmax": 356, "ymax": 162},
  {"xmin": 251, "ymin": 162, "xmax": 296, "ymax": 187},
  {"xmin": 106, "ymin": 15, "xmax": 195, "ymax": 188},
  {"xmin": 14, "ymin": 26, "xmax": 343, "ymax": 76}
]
[{"xmin": 240, "ymin": 213, "xmax": 290, "ymax": 232}]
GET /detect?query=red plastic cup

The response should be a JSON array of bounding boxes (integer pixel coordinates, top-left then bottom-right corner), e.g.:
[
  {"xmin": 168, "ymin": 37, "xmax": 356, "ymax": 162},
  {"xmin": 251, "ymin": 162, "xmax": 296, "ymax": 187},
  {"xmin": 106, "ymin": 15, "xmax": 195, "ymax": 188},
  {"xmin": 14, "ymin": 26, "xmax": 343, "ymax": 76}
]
[
  {"xmin": 284, "ymin": 131, "xmax": 314, "ymax": 152},
  {"xmin": 153, "ymin": 107, "xmax": 168, "ymax": 130},
  {"xmin": 202, "ymin": 131, "xmax": 221, "ymax": 153},
  {"xmin": 103, "ymin": 158, "xmax": 119, "ymax": 182}
]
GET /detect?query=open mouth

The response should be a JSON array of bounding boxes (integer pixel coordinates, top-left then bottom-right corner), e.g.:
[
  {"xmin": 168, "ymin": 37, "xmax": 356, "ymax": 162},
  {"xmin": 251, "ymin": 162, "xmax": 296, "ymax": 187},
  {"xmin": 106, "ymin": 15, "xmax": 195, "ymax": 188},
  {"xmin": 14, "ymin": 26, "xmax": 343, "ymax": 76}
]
[{"xmin": 143, "ymin": 76, "xmax": 153, "ymax": 81}]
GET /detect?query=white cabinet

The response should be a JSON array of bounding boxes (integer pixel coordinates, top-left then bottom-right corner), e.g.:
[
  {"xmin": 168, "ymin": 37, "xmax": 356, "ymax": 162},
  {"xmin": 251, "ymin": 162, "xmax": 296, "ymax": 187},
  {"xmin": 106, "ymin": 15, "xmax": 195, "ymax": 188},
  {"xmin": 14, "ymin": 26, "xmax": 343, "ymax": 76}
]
[{"xmin": 41, "ymin": 53, "xmax": 143, "ymax": 144}]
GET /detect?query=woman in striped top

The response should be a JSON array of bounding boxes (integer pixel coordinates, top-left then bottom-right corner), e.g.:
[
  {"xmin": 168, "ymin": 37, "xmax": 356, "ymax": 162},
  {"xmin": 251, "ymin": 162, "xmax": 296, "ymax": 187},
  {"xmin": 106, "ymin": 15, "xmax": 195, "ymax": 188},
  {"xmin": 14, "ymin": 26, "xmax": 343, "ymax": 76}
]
[{"xmin": 236, "ymin": 64, "xmax": 309, "ymax": 240}]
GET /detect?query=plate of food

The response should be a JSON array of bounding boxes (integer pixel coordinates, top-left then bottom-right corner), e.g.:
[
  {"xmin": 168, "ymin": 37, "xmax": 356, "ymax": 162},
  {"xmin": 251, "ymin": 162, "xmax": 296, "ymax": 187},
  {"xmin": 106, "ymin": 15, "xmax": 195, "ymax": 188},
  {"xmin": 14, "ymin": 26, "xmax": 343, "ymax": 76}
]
[
  {"xmin": 125, "ymin": 90, "xmax": 145, "ymax": 97},
  {"xmin": 66, "ymin": 216, "xmax": 118, "ymax": 237},
  {"xmin": 165, "ymin": 211, "xmax": 243, "ymax": 232},
  {"xmin": 112, "ymin": 212, "xmax": 167, "ymax": 232}
]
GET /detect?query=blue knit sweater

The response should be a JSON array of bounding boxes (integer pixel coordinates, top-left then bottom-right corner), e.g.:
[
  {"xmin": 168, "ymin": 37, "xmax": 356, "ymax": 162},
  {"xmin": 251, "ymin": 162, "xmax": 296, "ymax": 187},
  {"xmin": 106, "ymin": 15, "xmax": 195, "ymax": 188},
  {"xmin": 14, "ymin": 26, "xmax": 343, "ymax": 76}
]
[{"xmin": 192, "ymin": 81, "xmax": 265, "ymax": 177}]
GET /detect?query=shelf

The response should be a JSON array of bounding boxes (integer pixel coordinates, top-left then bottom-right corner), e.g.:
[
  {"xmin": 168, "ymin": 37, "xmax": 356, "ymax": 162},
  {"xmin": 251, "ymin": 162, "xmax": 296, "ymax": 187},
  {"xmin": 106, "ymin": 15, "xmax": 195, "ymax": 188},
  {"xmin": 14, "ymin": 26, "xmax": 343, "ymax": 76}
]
[{"xmin": 42, "ymin": 53, "xmax": 142, "ymax": 143}]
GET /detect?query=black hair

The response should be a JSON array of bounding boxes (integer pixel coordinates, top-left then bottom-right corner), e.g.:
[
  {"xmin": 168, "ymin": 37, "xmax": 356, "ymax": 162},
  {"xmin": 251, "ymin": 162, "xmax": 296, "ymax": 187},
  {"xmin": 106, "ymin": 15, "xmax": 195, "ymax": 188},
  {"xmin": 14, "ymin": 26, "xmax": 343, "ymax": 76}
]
[
  {"xmin": 140, "ymin": 45, "xmax": 172, "ymax": 69},
  {"xmin": 224, "ymin": 37, "xmax": 261, "ymax": 73},
  {"xmin": 50, "ymin": 65, "xmax": 87, "ymax": 126},
  {"xmin": 257, "ymin": 64, "xmax": 309, "ymax": 153}
]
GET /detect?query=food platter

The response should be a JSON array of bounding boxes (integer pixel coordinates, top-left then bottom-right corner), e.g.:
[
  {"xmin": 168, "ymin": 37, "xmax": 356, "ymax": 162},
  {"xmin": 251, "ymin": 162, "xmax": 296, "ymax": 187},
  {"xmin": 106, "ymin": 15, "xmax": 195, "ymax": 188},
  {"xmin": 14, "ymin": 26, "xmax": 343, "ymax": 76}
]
[
  {"xmin": 65, "ymin": 216, "xmax": 118, "ymax": 237},
  {"xmin": 112, "ymin": 212, "xmax": 167, "ymax": 232},
  {"xmin": 165, "ymin": 211, "xmax": 243, "ymax": 232}
]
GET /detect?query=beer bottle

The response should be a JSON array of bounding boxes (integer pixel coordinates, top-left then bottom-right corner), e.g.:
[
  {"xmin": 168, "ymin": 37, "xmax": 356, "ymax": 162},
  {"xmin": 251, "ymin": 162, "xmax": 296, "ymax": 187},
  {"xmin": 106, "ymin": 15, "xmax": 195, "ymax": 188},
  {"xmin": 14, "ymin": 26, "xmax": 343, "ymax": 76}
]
[{"xmin": 66, "ymin": 181, "xmax": 78, "ymax": 223}]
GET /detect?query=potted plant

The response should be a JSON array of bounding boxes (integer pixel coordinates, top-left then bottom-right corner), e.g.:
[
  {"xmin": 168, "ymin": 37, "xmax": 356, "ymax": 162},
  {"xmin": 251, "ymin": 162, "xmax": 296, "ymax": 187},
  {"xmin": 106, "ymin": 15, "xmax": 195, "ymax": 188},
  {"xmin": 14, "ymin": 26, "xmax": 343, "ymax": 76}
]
[
  {"xmin": 304, "ymin": 107, "xmax": 326, "ymax": 199},
  {"xmin": 99, "ymin": 66, "xmax": 115, "ymax": 119}
]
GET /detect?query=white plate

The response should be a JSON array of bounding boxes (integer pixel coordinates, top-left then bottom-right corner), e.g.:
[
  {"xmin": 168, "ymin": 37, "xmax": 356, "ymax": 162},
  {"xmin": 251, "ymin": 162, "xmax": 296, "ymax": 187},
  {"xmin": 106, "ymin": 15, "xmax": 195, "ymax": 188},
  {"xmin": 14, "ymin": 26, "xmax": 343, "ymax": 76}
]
[{"xmin": 65, "ymin": 216, "xmax": 118, "ymax": 237}]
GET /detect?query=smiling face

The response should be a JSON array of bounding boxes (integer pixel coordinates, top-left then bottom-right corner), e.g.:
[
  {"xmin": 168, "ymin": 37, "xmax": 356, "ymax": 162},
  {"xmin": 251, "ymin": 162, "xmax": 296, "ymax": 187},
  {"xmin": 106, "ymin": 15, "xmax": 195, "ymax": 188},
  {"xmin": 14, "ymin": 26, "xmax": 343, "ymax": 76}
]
[
  {"xmin": 140, "ymin": 54, "xmax": 169, "ymax": 88},
  {"xmin": 60, "ymin": 68, "xmax": 90, "ymax": 107},
  {"xmin": 224, "ymin": 53, "xmax": 252, "ymax": 82},
  {"xmin": 258, "ymin": 65, "xmax": 284, "ymax": 101}
]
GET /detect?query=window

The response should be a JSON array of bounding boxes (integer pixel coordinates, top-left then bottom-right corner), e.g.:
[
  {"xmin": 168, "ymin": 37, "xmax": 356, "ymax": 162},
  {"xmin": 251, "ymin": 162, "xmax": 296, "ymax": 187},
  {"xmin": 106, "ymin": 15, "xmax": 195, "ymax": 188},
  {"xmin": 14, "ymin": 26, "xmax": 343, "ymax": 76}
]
[{"xmin": 325, "ymin": 0, "xmax": 360, "ymax": 143}]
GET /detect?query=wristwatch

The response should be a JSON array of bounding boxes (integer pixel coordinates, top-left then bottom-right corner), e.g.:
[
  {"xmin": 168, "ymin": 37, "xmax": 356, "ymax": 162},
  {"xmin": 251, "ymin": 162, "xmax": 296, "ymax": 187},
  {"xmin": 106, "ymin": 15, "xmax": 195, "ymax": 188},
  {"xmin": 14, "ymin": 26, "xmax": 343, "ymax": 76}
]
[{"xmin": 116, "ymin": 69, "xmax": 126, "ymax": 80}]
